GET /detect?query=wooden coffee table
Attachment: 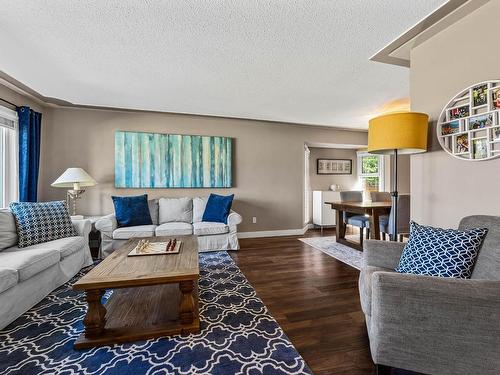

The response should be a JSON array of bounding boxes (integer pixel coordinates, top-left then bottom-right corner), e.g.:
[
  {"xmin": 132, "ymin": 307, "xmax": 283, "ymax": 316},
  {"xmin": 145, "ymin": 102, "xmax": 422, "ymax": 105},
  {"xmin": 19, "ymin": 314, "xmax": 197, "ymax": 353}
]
[{"xmin": 73, "ymin": 235, "xmax": 199, "ymax": 349}]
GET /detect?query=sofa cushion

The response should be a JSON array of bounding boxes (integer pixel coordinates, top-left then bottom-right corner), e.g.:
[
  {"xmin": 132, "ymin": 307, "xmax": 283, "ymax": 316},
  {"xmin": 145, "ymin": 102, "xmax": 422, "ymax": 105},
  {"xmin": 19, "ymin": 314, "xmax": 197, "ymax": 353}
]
[
  {"xmin": 0, "ymin": 248, "xmax": 60, "ymax": 281},
  {"xmin": 202, "ymin": 194, "xmax": 234, "ymax": 224},
  {"xmin": 6, "ymin": 236, "xmax": 86, "ymax": 260},
  {"xmin": 193, "ymin": 222, "xmax": 229, "ymax": 236},
  {"xmin": 148, "ymin": 199, "xmax": 159, "ymax": 225},
  {"xmin": 0, "ymin": 267, "xmax": 18, "ymax": 293},
  {"xmin": 0, "ymin": 208, "xmax": 18, "ymax": 251},
  {"xmin": 112, "ymin": 194, "xmax": 153, "ymax": 227},
  {"xmin": 395, "ymin": 221, "xmax": 488, "ymax": 279},
  {"xmin": 113, "ymin": 225, "xmax": 157, "ymax": 240},
  {"xmin": 43, "ymin": 236, "xmax": 87, "ymax": 259},
  {"xmin": 159, "ymin": 197, "xmax": 193, "ymax": 224},
  {"xmin": 9, "ymin": 201, "xmax": 77, "ymax": 248},
  {"xmin": 155, "ymin": 222, "xmax": 193, "ymax": 236},
  {"xmin": 193, "ymin": 197, "xmax": 208, "ymax": 223}
]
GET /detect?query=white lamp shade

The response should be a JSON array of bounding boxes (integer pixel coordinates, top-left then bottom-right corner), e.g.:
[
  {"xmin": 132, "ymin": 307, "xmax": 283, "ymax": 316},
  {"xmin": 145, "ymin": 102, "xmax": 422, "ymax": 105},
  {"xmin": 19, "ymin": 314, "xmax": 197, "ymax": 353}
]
[{"xmin": 51, "ymin": 168, "xmax": 97, "ymax": 188}]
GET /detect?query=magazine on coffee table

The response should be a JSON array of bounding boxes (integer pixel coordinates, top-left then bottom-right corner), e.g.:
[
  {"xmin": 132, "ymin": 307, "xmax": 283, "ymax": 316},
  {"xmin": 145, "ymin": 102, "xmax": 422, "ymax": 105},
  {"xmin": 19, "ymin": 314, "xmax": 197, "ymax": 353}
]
[{"xmin": 128, "ymin": 239, "xmax": 182, "ymax": 256}]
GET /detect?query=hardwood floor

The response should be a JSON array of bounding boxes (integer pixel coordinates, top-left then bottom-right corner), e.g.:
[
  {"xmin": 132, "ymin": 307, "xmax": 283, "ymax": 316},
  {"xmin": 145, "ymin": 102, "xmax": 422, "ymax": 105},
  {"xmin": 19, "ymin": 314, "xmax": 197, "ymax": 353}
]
[{"xmin": 232, "ymin": 228, "xmax": 375, "ymax": 375}]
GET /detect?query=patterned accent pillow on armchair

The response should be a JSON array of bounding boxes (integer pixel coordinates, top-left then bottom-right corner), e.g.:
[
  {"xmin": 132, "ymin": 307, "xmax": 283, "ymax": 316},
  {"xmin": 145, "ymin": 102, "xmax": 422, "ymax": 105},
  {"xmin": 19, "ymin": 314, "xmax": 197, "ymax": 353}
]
[
  {"xmin": 9, "ymin": 201, "xmax": 77, "ymax": 248},
  {"xmin": 395, "ymin": 221, "xmax": 488, "ymax": 278}
]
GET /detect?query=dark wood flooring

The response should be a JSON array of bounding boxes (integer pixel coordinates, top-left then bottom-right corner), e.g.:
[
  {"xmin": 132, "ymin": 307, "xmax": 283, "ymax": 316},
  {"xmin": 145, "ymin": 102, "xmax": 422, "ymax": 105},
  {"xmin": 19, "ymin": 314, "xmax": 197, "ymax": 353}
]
[{"xmin": 231, "ymin": 228, "xmax": 375, "ymax": 375}]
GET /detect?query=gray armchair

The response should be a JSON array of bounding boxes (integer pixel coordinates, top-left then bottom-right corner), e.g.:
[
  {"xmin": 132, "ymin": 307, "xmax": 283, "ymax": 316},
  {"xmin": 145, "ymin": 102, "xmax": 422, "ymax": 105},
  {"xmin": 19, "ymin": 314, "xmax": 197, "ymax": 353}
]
[{"xmin": 359, "ymin": 215, "xmax": 500, "ymax": 375}]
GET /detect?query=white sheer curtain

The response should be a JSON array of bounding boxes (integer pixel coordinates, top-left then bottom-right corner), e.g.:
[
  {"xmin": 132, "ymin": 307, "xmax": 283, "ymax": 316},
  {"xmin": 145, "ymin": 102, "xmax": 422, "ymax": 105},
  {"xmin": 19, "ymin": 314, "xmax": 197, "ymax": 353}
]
[{"xmin": 0, "ymin": 105, "xmax": 18, "ymax": 207}]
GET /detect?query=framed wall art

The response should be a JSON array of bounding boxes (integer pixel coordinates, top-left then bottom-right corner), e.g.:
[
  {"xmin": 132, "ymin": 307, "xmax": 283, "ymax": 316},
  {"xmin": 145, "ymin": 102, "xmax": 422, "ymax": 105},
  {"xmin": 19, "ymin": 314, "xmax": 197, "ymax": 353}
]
[
  {"xmin": 437, "ymin": 80, "xmax": 500, "ymax": 161},
  {"xmin": 317, "ymin": 159, "xmax": 352, "ymax": 175},
  {"xmin": 115, "ymin": 131, "xmax": 233, "ymax": 188}
]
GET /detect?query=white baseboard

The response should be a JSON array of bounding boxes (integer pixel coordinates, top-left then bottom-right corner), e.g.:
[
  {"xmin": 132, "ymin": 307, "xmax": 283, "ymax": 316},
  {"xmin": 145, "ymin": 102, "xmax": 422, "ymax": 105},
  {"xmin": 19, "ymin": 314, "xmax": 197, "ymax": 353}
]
[{"xmin": 238, "ymin": 225, "xmax": 311, "ymax": 239}]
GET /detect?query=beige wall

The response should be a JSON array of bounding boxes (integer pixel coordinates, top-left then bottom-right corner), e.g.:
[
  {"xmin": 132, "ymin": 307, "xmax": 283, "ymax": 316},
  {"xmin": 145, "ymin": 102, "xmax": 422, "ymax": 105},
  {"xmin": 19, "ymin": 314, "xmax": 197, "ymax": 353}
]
[
  {"xmin": 410, "ymin": 1, "xmax": 500, "ymax": 228},
  {"xmin": 39, "ymin": 106, "xmax": 367, "ymax": 232}
]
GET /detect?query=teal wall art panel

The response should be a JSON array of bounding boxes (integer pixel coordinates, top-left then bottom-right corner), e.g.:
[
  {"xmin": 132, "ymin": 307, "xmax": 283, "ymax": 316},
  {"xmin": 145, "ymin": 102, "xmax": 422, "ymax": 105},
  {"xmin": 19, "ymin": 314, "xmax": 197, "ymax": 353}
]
[{"xmin": 115, "ymin": 131, "xmax": 233, "ymax": 188}]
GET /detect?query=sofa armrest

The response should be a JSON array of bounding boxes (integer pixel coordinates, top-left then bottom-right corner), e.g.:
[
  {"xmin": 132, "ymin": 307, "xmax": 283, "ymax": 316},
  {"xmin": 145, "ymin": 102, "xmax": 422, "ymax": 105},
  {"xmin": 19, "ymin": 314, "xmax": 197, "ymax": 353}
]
[
  {"xmin": 370, "ymin": 272, "xmax": 500, "ymax": 373},
  {"xmin": 95, "ymin": 214, "xmax": 117, "ymax": 237},
  {"xmin": 362, "ymin": 240, "xmax": 405, "ymax": 269},
  {"xmin": 227, "ymin": 210, "xmax": 242, "ymax": 227},
  {"xmin": 72, "ymin": 219, "xmax": 91, "ymax": 238}
]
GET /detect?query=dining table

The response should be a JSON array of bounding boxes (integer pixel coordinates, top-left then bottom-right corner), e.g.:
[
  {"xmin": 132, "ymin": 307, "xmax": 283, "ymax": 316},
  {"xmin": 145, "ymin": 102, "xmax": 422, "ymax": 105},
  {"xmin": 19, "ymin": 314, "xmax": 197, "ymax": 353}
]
[{"xmin": 325, "ymin": 201, "xmax": 392, "ymax": 251}]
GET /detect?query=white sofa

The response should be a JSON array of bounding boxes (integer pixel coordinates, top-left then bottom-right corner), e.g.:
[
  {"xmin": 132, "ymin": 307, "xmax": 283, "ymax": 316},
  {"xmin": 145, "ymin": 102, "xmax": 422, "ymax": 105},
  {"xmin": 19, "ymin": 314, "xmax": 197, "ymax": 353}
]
[
  {"xmin": 95, "ymin": 197, "xmax": 242, "ymax": 258},
  {"xmin": 0, "ymin": 208, "xmax": 93, "ymax": 330}
]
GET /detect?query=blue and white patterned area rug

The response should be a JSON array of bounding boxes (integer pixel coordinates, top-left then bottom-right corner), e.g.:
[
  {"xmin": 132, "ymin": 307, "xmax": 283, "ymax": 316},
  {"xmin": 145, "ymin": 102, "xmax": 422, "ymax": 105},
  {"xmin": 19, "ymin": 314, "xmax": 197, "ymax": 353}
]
[
  {"xmin": 299, "ymin": 236, "xmax": 362, "ymax": 270},
  {"xmin": 0, "ymin": 252, "xmax": 312, "ymax": 375}
]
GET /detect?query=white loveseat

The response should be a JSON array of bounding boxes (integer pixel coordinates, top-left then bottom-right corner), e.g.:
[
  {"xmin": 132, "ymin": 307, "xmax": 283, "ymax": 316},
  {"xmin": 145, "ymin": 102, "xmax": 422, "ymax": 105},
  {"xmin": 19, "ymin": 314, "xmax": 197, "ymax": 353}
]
[
  {"xmin": 0, "ymin": 208, "xmax": 93, "ymax": 330},
  {"xmin": 95, "ymin": 197, "xmax": 242, "ymax": 258}
]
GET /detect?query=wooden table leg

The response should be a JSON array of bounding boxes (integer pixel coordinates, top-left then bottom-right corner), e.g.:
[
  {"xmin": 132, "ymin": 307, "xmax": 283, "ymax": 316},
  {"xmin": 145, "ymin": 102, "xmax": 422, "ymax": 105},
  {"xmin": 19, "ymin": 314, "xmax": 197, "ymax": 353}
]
[
  {"xmin": 336, "ymin": 209, "xmax": 346, "ymax": 239},
  {"xmin": 83, "ymin": 289, "xmax": 106, "ymax": 338},
  {"xmin": 369, "ymin": 209, "xmax": 381, "ymax": 240},
  {"xmin": 179, "ymin": 280, "xmax": 194, "ymax": 324}
]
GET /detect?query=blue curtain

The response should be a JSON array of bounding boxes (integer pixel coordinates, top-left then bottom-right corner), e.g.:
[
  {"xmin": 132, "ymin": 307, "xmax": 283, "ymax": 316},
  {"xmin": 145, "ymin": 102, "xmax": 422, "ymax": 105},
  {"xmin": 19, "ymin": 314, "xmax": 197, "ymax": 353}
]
[{"xmin": 16, "ymin": 106, "xmax": 41, "ymax": 202}]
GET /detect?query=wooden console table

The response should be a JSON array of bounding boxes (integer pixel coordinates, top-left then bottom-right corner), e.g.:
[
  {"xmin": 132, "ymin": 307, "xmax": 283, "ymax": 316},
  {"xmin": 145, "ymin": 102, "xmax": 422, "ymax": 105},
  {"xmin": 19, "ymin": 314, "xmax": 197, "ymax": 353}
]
[
  {"xmin": 326, "ymin": 201, "xmax": 392, "ymax": 251},
  {"xmin": 73, "ymin": 236, "xmax": 199, "ymax": 349}
]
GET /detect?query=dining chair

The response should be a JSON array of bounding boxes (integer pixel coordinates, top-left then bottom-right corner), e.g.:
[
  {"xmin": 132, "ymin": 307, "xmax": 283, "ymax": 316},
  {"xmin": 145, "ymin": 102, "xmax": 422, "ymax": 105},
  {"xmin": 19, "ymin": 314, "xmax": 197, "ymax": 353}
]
[
  {"xmin": 370, "ymin": 191, "xmax": 391, "ymax": 202},
  {"xmin": 340, "ymin": 191, "xmax": 370, "ymax": 247},
  {"xmin": 379, "ymin": 194, "xmax": 410, "ymax": 241}
]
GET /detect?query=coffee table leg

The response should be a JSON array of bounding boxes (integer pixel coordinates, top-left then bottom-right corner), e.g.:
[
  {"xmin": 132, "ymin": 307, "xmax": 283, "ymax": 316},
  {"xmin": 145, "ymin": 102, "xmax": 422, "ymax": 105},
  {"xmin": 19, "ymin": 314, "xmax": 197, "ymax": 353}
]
[
  {"xmin": 83, "ymin": 289, "xmax": 107, "ymax": 338},
  {"xmin": 179, "ymin": 280, "xmax": 194, "ymax": 324}
]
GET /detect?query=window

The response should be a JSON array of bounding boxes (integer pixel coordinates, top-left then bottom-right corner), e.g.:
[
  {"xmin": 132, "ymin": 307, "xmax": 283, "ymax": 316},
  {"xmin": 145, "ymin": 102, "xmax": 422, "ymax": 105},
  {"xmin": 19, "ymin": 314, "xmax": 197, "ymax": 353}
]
[
  {"xmin": 0, "ymin": 106, "xmax": 18, "ymax": 207},
  {"xmin": 357, "ymin": 151, "xmax": 384, "ymax": 192}
]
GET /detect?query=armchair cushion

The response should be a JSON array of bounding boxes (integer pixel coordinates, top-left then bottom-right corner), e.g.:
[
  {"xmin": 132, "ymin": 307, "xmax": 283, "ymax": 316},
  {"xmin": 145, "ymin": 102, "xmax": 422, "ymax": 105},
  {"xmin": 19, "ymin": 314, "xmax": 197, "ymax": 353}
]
[{"xmin": 395, "ymin": 221, "xmax": 488, "ymax": 279}]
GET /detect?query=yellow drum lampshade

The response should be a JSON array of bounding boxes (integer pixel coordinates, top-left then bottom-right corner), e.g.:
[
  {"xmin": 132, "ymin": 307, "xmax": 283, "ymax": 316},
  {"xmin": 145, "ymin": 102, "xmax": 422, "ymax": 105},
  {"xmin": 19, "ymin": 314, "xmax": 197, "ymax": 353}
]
[{"xmin": 368, "ymin": 112, "xmax": 429, "ymax": 155}]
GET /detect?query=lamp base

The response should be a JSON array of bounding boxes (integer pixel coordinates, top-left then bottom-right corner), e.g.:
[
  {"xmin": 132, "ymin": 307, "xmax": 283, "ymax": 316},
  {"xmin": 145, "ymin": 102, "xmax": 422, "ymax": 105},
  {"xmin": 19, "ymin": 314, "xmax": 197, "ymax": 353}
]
[{"xmin": 66, "ymin": 189, "xmax": 85, "ymax": 216}]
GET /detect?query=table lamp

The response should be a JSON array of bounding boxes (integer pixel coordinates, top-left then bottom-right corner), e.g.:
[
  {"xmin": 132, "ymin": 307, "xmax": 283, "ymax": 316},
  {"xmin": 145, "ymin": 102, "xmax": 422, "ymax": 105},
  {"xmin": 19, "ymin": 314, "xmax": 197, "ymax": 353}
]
[
  {"xmin": 51, "ymin": 168, "xmax": 97, "ymax": 216},
  {"xmin": 368, "ymin": 112, "xmax": 429, "ymax": 240}
]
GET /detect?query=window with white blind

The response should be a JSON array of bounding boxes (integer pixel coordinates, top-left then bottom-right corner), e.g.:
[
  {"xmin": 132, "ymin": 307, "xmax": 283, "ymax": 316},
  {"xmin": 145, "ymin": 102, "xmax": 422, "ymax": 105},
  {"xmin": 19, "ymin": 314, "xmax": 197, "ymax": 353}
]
[
  {"xmin": 0, "ymin": 105, "xmax": 19, "ymax": 207},
  {"xmin": 357, "ymin": 151, "xmax": 384, "ymax": 192}
]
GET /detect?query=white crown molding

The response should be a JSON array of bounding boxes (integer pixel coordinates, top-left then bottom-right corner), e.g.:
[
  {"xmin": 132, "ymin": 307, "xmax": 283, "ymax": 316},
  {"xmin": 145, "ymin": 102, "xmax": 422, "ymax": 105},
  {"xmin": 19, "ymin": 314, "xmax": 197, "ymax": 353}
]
[{"xmin": 371, "ymin": 0, "xmax": 489, "ymax": 67}]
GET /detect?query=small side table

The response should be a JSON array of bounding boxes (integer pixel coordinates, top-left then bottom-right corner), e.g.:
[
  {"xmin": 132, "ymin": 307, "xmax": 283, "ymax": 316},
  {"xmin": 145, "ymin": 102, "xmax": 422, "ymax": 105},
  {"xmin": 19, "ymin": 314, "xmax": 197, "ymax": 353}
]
[{"xmin": 75, "ymin": 216, "xmax": 104, "ymax": 259}]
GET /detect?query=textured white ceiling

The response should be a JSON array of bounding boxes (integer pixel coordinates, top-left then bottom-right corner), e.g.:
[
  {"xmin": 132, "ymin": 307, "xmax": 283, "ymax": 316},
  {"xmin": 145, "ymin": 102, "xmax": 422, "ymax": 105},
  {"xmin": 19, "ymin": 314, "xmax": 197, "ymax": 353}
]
[{"xmin": 0, "ymin": 0, "xmax": 446, "ymax": 129}]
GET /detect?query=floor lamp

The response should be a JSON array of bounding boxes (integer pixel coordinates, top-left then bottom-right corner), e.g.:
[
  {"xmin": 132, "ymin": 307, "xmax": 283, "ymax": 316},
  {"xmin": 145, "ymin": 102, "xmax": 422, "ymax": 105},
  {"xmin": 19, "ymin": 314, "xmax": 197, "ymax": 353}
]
[{"xmin": 367, "ymin": 112, "xmax": 429, "ymax": 241}]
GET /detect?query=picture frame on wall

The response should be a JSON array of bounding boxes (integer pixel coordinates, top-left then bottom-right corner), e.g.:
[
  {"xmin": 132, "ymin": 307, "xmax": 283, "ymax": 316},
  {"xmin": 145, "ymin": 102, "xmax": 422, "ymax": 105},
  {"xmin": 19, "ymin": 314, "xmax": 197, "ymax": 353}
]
[{"xmin": 317, "ymin": 159, "xmax": 352, "ymax": 175}]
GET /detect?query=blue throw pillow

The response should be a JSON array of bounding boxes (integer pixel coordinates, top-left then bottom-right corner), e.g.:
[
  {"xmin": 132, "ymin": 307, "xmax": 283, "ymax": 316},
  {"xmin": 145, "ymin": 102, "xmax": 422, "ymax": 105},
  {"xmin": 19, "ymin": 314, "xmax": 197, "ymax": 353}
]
[
  {"xmin": 9, "ymin": 201, "xmax": 77, "ymax": 248},
  {"xmin": 202, "ymin": 194, "xmax": 234, "ymax": 224},
  {"xmin": 112, "ymin": 194, "xmax": 153, "ymax": 227},
  {"xmin": 395, "ymin": 221, "xmax": 488, "ymax": 278}
]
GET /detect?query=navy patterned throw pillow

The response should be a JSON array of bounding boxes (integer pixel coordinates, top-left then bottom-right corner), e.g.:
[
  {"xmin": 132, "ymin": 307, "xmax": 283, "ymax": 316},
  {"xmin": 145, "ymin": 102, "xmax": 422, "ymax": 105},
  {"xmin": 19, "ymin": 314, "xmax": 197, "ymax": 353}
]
[
  {"xmin": 9, "ymin": 201, "xmax": 77, "ymax": 248},
  {"xmin": 395, "ymin": 221, "xmax": 488, "ymax": 278}
]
